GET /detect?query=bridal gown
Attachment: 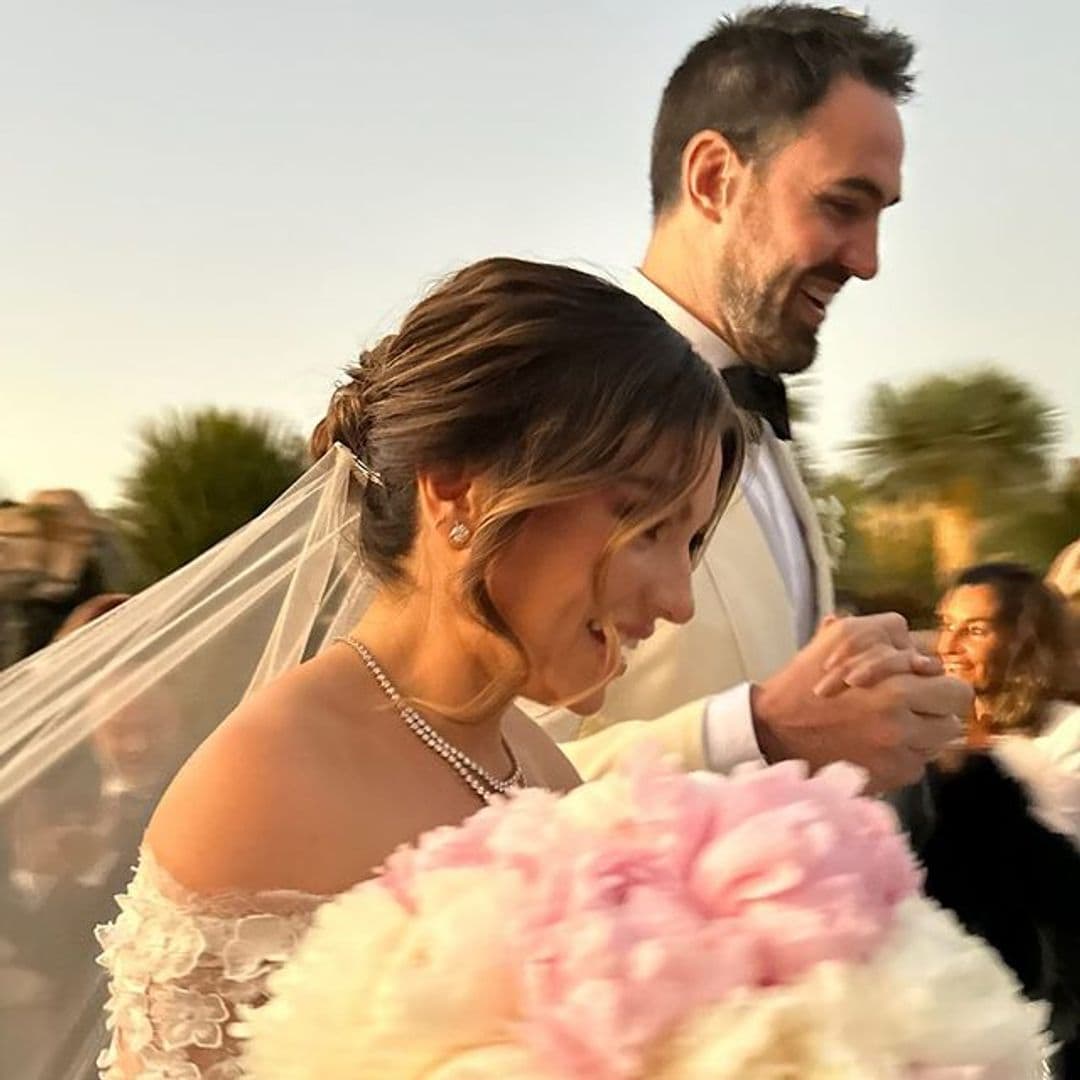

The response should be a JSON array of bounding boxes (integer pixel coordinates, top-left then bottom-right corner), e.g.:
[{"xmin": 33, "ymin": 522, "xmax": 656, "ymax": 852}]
[{"xmin": 96, "ymin": 848, "xmax": 329, "ymax": 1079}]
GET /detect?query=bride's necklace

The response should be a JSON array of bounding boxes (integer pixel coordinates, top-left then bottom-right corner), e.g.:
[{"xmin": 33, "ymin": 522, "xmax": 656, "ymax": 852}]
[{"xmin": 335, "ymin": 634, "xmax": 524, "ymax": 804}]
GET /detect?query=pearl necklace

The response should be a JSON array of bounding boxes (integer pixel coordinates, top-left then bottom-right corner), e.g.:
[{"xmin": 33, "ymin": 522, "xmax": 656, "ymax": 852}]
[{"xmin": 335, "ymin": 635, "xmax": 524, "ymax": 804}]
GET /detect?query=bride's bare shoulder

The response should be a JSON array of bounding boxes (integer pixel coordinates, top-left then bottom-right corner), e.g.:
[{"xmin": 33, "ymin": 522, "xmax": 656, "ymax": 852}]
[{"xmin": 146, "ymin": 656, "xmax": 392, "ymax": 897}]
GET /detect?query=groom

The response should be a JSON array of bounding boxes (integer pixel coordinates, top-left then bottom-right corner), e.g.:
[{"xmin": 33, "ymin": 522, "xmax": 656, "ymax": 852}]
[{"xmin": 553, "ymin": 5, "xmax": 971, "ymax": 791}]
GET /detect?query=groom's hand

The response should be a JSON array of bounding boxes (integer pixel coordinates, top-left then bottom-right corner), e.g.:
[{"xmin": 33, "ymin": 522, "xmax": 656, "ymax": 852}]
[
  {"xmin": 750, "ymin": 613, "xmax": 971, "ymax": 793},
  {"xmin": 810, "ymin": 613, "xmax": 943, "ymax": 697}
]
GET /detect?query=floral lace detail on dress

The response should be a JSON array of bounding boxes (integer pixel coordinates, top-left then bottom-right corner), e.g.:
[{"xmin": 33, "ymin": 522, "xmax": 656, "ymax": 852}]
[{"xmin": 95, "ymin": 847, "xmax": 329, "ymax": 1078}]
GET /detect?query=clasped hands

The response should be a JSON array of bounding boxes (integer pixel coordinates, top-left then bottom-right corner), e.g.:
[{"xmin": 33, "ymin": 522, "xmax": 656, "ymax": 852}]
[{"xmin": 751, "ymin": 612, "xmax": 972, "ymax": 793}]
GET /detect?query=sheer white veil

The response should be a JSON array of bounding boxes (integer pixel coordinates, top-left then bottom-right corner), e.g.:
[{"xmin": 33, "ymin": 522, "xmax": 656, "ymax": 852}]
[{"xmin": 0, "ymin": 445, "xmax": 373, "ymax": 1079}]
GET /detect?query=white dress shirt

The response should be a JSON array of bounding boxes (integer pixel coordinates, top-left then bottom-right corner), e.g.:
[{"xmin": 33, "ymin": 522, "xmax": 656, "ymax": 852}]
[{"xmin": 621, "ymin": 270, "xmax": 817, "ymax": 771}]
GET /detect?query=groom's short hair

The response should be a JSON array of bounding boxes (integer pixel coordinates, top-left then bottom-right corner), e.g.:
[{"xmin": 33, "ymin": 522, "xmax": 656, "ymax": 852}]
[{"xmin": 649, "ymin": 4, "xmax": 916, "ymax": 217}]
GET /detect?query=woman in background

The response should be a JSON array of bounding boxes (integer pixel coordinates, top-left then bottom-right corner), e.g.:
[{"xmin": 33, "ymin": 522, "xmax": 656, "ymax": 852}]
[
  {"xmin": 937, "ymin": 562, "xmax": 1079, "ymax": 839},
  {"xmin": 901, "ymin": 562, "xmax": 1080, "ymax": 1077}
]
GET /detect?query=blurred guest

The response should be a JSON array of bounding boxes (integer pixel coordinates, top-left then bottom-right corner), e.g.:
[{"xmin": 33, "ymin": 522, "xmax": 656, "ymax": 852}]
[
  {"xmin": 55, "ymin": 601, "xmax": 181, "ymax": 834},
  {"xmin": 1048, "ymin": 538, "xmax": 1080, "ymax": 704},
  {"xmin": 1048, "ymin": 537, "xmax": 1080, "ymax": 615},
  {"xmin": 938, "ymin": 562, "xmax": 1079, "ymax": 807},
  {"xmin": 0, "ymin": 670, "xmax": 177, "ymax": 1079},
  {"xmin": 0, "ymin": 626, "xmax": 178, "ymax": 1078},
  {"xmin": 0, "ymin": 745, "xmax": 119, "ymax": 1078},
  {"xmin": 0, "ymin": 491, "xmax": 120, "ymax": 668},
  {"xmin": 2, "ymin": 747, "xmax": 113, "ymax": 922},
  {"xmin": 87, "ymin": 674, "xmax": 182, "ymax": 807},
  {"xmin": 895, "ymin": 562, "xmax": 1080, "ymax": 1077},
  {"xmin": 52, "ymin": 593, "xmax": 129, "ymax": 643}
]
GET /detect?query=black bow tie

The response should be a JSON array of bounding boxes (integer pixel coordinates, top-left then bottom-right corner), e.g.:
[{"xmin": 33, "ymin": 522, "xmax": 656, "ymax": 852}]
[{"xmin": 721, "ymin": 366, "xmax": 792, "ymax": 440}]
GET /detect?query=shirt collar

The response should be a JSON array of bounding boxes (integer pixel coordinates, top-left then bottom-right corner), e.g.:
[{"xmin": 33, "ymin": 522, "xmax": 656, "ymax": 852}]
[{"xmin": 620, "ymin": 269, "xmax": 741, "ymax": 373}]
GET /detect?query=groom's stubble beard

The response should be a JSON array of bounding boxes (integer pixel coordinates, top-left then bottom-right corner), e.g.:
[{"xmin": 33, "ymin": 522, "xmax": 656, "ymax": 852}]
[
  {"xmin": 712, "ymin": 262, "xmax": 812, "ymax": 375},
  {"xmin": 716, "ymin": 254, "xmax": 819, "ymax": 375},
  {"xmin": 712, "ymin": 187, "xmax": 821, "ymax": 375}
]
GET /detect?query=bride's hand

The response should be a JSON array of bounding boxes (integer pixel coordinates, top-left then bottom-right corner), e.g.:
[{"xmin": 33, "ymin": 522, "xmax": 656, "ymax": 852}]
[
  {"xmin": 750, "ymin": 614, "xmax": 971, "ymax": 792},
  {"xmin": 812, "ymin": 640, "xmax": 944, "ymax": 698}
]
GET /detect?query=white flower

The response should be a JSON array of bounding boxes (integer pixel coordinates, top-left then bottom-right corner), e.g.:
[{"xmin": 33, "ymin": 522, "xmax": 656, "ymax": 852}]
[
  {"xmin": 221, "ymin": 977, "xmax": 270, "ymax": 1008},
  {"xmin": 102, "ymin": 987, "xmax": 155, "ymax": 1053},
  {"xmin": 203, "ymin": 1059, "xmax": 247, "ymax": 1080},
  {"xmin": 424, "ymin": 1045, "xmax": 555, "ymax": 1079},
  {"xmin": 135, "ymin": 1045, "xmax": 203, "ymax": 1080},
  {"xmin": 868, "ymin": 897, "xmax": 1048, "ymax": 1075},
  {"xmin": 150, "ymin": 984, "xmax": 230, "ymax": 1053},
  {"xmin": 651, "ymin": 898, "xmax": 1046, "ymax": 1079},
  {"xmin": 97, "ymin": 893, "xmax": 207, "ymax": 990},
  {"xmin": 222, "ymin": 913, "xmax": 303, "ymax": 982},
  {"xmin": 242, "ymin": 766, "xmax": 1047, "ymax": 1079},
  {"xmin": 815, "ymin": 494, "xmax": 847, "ymax": 570},
  {"xmin": 243, "ymin": 869, "xmax": 523, "ymax": 1079}
]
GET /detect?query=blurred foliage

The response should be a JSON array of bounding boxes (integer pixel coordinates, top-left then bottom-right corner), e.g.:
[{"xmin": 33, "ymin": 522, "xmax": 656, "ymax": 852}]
[
  {"xmin": 980, "ymin": 460, "xmax": 1080, "ymax": 569},
  {"xmin": 851, "ymin": 369, "xmax": 1059, "ymax": 502},
  {"xmin": 849, "ymin": 368, "xmax": 1060, "ymax": 577},
  {"xmin": 817, "ymin": 473, "xmax": 939, "ymax": 625},
  {"xmin": 803, "ymin": 367, "xmax": 1075, "ymax": 626},
  {"xmin": 115, "ymin": 409, "xmax": 307, "ymax": 586}
]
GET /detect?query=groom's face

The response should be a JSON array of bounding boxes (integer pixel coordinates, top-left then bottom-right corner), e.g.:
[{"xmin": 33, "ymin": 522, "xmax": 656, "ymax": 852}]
[{"xmin": 713, "ymin": 76, "xmax": 904, "ymax": 373}]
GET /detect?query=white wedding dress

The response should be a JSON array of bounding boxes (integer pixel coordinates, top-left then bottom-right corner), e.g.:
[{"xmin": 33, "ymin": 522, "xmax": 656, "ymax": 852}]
[{"xmin": 95, "ymin": 848, "xmax": 331, "ymax": 1079}]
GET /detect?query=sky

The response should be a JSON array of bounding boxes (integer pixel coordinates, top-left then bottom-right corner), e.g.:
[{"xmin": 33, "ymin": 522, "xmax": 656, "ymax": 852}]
[{"xmin": 3, "ymin": 0, "xmax": 1079, "ymax": 507}]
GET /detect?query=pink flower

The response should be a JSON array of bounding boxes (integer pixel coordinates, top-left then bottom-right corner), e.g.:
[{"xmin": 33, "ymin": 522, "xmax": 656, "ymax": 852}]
[
  {"xmin": 248, "ymin": 753, "xmax": 1044, "ymax": 1080},
  {"xmin": 374, "ymin": 753, "xmax": 921, "ymax": 1079},
  {"xmin": 688, "ymin": 763, "xmax": 921, "ymax": 981}
]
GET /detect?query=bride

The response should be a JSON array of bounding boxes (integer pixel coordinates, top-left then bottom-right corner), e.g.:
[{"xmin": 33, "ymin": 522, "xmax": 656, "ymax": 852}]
[{"xmin": 93, "ymin": 257, "xmax": 745, "ymax": 1077}]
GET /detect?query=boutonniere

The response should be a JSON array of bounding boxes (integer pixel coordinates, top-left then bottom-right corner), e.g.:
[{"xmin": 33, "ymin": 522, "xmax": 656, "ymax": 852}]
[{"xmin": 814, "ymin": 495, "xmax": 847, "ymax": 570}]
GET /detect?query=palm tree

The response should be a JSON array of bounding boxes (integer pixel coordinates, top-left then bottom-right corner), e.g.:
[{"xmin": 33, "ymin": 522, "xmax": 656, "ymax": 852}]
[
  {"xmin": 117, "ymin": 409, "xmax": 307, "ymax": 585},
  {"xmin": 850, "ymin": 368, "xmax": 1059, "ymax": 577},
  {"xmin": 980, "ymin": 458, "xmax": 1080, "ymax": 571}
]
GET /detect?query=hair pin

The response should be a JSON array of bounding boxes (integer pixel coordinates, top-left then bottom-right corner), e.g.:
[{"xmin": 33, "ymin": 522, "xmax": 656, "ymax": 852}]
[{"xmin": 349, "ymin": 452, "xmax": 385, "ymax": 488}]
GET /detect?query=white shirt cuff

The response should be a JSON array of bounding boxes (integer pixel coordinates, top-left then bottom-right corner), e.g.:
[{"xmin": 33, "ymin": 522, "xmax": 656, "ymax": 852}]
[{"xmin": 703, "ymin": 683, "xmax": 766, "ymax": 773}]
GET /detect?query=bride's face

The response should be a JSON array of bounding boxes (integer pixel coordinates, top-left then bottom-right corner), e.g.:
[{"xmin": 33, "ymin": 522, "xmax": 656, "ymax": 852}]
[{"xmin": 485, "ymin": 441, "xmax": 723, "ymax": 714}]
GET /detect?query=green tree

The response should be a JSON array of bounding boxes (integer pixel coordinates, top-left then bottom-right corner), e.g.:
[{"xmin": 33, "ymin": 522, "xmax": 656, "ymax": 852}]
[
  {"xmin": 980, "ymin": 458, "xmax": 1080, "ymax": 571},
  {"xmin": 850, "ymin": 368, "xmax": 1060, "ymax": 578},
  {"xmin": 814, "ymin": 471, "xmax": 939, "ymax": 623},
  {"xmin": 117, "ymin": 409, "xmax": 307, "ymax": 585}
]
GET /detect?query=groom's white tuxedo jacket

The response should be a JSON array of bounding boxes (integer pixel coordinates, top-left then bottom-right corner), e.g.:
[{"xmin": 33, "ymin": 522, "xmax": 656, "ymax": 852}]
[{"xmin": 542, "ymin": 273, "xmax": 834, "ymax": 780}]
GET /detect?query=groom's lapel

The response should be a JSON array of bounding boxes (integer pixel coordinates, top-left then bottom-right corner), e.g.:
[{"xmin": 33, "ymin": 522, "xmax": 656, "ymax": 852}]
[
  {"xmin": 700, "ymin": 479, "xmax": 799, "ymax": 681},
  {"xmin": 768, "ymin": 434, "xmax": 835, "ymax": 620}
]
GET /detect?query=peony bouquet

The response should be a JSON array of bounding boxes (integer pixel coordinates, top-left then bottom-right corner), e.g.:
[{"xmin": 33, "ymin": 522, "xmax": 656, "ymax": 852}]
[{"xmin": 242, "ymin": 755, "xmax": 1047, "ymax": 1078}]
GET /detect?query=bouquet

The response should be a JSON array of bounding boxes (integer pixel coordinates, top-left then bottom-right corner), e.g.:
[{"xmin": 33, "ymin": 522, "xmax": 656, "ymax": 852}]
[{"xmin": 242, "ymin": 755, "xmax": 1047, "ymax": 1078}]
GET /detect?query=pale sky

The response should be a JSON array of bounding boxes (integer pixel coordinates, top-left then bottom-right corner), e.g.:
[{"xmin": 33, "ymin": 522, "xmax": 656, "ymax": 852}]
[{"xmin": 3, "ymin": 0, "xmax": 1078, "ymax": 507}]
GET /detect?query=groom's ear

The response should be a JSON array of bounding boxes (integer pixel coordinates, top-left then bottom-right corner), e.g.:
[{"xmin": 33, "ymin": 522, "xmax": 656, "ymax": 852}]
[{"xmin": 681, "ymin": 130, "xmax": 747, "ymax": 224}]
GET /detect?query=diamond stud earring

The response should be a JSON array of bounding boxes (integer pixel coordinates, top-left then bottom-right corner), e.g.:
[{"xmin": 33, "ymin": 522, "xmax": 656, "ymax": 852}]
[{"xmin": 448, "ymin": 522, "xmax": 472, "ymax": 549}]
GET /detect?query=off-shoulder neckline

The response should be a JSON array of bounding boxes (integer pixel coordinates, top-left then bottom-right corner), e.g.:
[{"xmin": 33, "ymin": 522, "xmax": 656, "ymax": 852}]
[{"xmin": 136, "ymin": 844, "xmax": 336, "ymax": 909}]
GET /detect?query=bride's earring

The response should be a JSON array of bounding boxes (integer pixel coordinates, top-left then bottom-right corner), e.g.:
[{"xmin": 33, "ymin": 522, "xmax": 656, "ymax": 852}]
[{"xmin": 447, "ymin": 521, "xmax": 472, "ymax": 549}]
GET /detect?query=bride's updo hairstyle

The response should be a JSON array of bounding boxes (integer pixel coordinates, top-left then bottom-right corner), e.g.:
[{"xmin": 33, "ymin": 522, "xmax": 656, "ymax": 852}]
[{"xmin": 312, "ymin": 258, "xmax": 743, "ymax": 690}]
